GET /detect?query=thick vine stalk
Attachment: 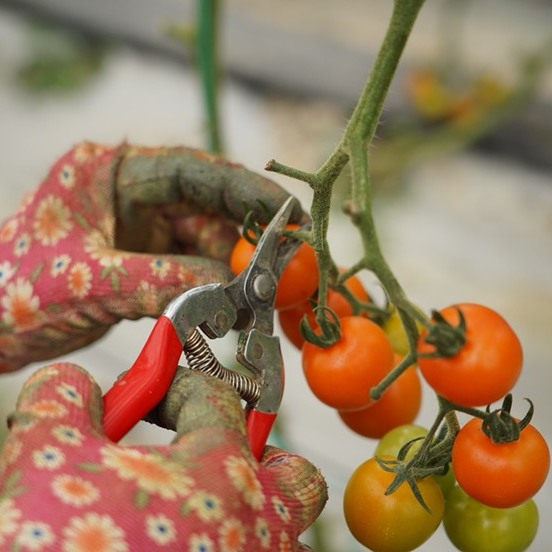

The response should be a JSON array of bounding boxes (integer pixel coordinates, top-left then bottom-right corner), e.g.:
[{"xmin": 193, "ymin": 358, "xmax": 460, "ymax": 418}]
[
  {"xmin": 197, "ymin": 0, "xmax": 223, "ymax": 153},
  {"xmin": 266, "ymin": 0, "xmax": 428, "ymax": 381}
]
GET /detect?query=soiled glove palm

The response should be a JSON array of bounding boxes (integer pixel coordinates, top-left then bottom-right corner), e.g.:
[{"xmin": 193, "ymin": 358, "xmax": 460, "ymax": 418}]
[
  {"xmin": 0, "ymin": 142, "xmax": 301, "ymax": 372},
  {"xmin": 0, "ymin": 363, "xmax": 327, "ymax": 550}
]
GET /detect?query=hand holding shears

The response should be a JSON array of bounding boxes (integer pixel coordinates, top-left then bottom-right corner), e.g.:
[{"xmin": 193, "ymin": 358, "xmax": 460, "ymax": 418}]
[{"xmin": 103, "ymin": 197, "xmax": 303, "ymax": 460}]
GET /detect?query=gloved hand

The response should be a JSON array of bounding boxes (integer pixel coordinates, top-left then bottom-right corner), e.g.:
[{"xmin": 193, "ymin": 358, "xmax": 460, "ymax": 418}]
[
  {"xmin": 0, "ymin": 142, "xmax": 303, "ymax": 372},
  {"xmin": 0, "ymin": 362, "xmax": 327, "ymax": 550}
]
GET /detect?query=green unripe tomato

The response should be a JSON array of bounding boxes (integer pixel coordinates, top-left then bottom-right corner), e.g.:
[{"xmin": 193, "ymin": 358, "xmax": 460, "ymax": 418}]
[
  {"xmin": 444, "ymin": 485, "xmax": 539, "ymax": 552},
  {"xmin": 375, "ymin": 424, "xmax": 428, "ymax": 459}
]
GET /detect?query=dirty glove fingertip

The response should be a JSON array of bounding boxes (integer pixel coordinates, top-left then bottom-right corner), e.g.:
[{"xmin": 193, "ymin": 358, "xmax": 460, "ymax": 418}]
[{"xmin": 10, "ymin": 362, "xmax": 104, "ymax": 436}]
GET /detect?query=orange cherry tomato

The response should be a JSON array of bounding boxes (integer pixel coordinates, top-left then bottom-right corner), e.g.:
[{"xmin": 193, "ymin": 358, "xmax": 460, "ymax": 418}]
[
  {"xmin": 452, "ymin": 417, "xmax": 550, "ymax": 508},
  {"xmin": 343, "ymin": 456, "xmax": 444, "ymax": 551},
  {"xmin": 417, "ymin": 303, "xmax": 523, "ymax": 407},
  {"xmin": 302, "ymin": 316, "xmax": 394, "ymax": 411},
  {"xmin": 338, "ymin": 362, "xmax": 422, "ymax": 439}
]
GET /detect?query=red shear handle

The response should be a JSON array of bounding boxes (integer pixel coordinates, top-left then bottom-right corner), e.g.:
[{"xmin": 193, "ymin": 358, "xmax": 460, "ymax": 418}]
[
  {"xmin": 247, "ymin": 410, "xmax": 278, "ymax": 461},
  {"xmin": 103, "ymin": 316, "xmax": 183, "ymax": 442}
]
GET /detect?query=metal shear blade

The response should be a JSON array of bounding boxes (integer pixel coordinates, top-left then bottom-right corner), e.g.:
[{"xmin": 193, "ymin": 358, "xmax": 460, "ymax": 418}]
[{"xmin": 223, "ymin": 198, "xmax": 303, "ymax": 336}]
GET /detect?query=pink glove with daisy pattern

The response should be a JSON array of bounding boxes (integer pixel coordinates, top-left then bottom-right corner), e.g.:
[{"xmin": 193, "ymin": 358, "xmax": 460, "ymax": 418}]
[
  {"xmin": 0, "ymin": 362, "xmax": 327, "ymax": 550},
  {"xmin": 0, "ymin": 142, "xmax": 302, "ymax": 372}
]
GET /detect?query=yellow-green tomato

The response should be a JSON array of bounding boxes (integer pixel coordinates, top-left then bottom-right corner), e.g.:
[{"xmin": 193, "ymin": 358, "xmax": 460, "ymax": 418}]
[
  {"xmin": 444, "ymin": 485, "xmax": 539, "ymax": 552},
  {"xmin": 383, "ymin": 306, "xmax": 424, "ymax": 356},
  {"xmin": 343, "ymin": 456, "xmax": 444, "ymax": 552},
  {"xmin": 376, "ymin": 424, "xmax": 456, "ymax": 497},
  {"xmin": 375, "ymin": 424, "xmax": 428, "ymax": 459}
]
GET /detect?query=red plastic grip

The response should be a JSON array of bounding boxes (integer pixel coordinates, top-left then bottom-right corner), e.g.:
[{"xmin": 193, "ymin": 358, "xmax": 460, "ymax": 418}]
[
  {"xmin": 103, "ymin": 316, "xmax": 183, "ymax": 442},
  {"xmin": 247, "ymin": 410, "xmax": 278, "ymax": 461}
]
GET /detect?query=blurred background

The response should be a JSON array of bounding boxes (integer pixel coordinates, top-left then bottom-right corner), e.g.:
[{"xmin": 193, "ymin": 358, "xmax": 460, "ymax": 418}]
[{"xmin": 0, "ymin": 0, "xmax": 551, "ymax": 550}]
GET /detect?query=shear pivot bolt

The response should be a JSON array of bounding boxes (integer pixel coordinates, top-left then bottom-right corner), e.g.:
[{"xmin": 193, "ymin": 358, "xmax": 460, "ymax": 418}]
[
  {"xmin": 252, "ymin": 273, "xmax": 276, "ymax": 302},
  {"xmin": 251, "ymin": 343, "xmax": 264, "ymax": 360},
  {"xmin": 213, "ymin": 310, "xmax": 229, "ymax": 330}
]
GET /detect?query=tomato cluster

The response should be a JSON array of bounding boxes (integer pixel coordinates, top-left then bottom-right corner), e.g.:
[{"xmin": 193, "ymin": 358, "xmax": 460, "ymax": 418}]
[
  {"xmin": 230, "ymin": 234, "xmax": 550, "ymax": 552},
  {"xmin": 231, "ymin": 232, "xmax": 422, "ymax": 438},
  {"xmin": 283, "ymin": 279, "xmax": 424, "ymax": 440},
  {"xmin": 346, "ymin": 423, "xmax": 543, "ymax": 551}
]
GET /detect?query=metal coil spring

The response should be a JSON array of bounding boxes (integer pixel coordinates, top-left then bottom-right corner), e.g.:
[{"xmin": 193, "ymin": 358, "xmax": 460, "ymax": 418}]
[{"xmin": 184, "ymin": 329, "xmax": 261, "ymax": 406}]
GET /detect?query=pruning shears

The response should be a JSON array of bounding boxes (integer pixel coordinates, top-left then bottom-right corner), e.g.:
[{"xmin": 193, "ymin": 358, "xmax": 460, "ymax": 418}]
[{"xmin": 102, "ymin": 197, "xmax": 302, "ymax": 460}]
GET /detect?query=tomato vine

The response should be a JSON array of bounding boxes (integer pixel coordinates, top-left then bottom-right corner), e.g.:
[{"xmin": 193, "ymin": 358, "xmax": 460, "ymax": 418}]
[
  {"xmin": 225, "ymin": 0, "xmax": 549, "ymax": 549},
  {"xmin": 265, "ymin": 0, "xmax": 429, "ymax": 362},
  {"xmin": 255, "ymin": 0, "xmax": 549, "ymax": 549}
]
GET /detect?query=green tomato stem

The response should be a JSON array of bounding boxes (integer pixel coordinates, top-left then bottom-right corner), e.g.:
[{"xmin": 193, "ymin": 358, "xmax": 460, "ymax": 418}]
[
  {"xmin": 197, "ymin": 0, "xmax": 223, "ymax": 153},
  {"xmin": 370, "ymin": 353, "xmax": 417, "ymax": 401},
  {"xmin": 266, "ymin": 0, "xmax": 427, "ymax": 348}
]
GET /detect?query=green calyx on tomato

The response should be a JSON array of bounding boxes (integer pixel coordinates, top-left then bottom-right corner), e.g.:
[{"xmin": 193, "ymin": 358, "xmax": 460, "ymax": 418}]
[
  {"xmin": 300, "ymin": 269, "xmax": 372, "ymax": 349},
  {"xmin": 278, "ymin": 268, "xmax": 371, "ymax": 350},
  {"xmin": 375, "ymin": 424, "xmax": 456, "ymax": 501},
  {"xmin": 422, "ymin": 307, "xmax": 467, "ymax": 357},
  {"xmin": 375, "ymin": 424, "xmax": 456, "ymax": 496},
  {"xmin": 481, "ymin": 394, "xmax": 533, "ymax": 445},
  {"xmin": 299, "ymin": 304, "xmax": 341, "ymax": 349}
]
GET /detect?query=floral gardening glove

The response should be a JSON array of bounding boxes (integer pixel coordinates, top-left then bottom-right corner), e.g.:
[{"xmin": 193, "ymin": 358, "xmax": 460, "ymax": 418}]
[
  {"xmin": 0, "ymin": 362, "xmax": 327, "ymax": 550},
  {"xmin": 0, "ymin": 142, "xmax": 303, "ymax": 372}
]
